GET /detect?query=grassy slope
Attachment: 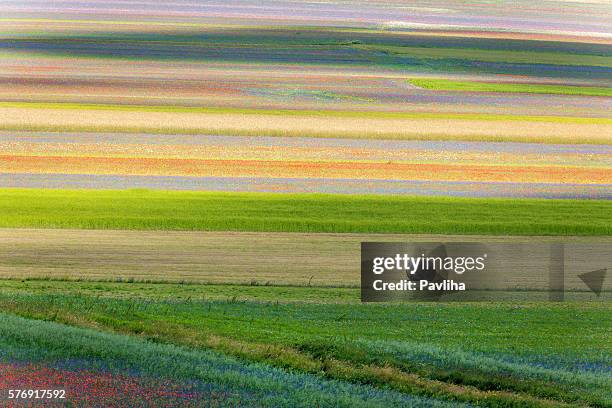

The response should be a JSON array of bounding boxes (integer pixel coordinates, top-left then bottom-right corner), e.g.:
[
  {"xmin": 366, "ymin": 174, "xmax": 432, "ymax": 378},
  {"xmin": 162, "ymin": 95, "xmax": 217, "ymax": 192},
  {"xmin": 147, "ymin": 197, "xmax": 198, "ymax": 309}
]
[
  {"xmin": 0, "ymin": 282, "xmax": 609, "ymax": 407},
  {"xmin": 1, "ymin": 189, "xmax": 611, "ymax": 235},
  {"xmin": 411, "ymin": 78, "xmax": 612, "ymax": 97}
]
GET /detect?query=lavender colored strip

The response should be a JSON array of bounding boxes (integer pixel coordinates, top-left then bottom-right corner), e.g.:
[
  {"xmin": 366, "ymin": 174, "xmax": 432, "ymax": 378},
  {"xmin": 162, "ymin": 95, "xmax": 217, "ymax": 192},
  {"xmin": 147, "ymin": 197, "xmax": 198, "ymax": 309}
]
[{"xmin": 2, "ymin": 173, "xmax": 610, "ymax": 199}]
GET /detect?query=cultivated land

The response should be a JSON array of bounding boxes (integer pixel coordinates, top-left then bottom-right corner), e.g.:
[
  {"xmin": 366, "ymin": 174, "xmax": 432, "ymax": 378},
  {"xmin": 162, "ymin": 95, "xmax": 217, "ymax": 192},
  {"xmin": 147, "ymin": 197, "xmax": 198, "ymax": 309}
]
[
  {"xmin": 4, "ymin": 131, "xmax": 611, "ymax": 198},
  {"xmin": 2, "ymin": 189, "xmax": 612, "ymax": 235},
  {"xmin": 3, "ymin": 105, "xmax": 611, "ymax": 145},
  {"xmin": 5, "ymin": 148, "xmax": 610, "ymax": 183},
  {"xmin": 0, "ymin": 283, "xmax": 609, "ymax": 407},
  {"xmin": 0, "ymin": 313, "xmax": 455, "ymax": 407},
  {"xmin": 1, "ymin": 229, "xmax": 611, "ymax": 293},
  {"xmin": 410, "ymin": 79, "xmax": 612, "ymax": 97},
  {"xmin": 1, "ymin": 2, "xmax": 611, "ymax": 406}
]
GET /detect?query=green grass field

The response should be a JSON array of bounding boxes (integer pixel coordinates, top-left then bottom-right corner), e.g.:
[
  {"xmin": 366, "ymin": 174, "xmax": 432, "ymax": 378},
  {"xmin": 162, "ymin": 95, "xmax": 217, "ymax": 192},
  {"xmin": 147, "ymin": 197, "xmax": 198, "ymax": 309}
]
[
  {"xmin": 410, "ymin": 79, "xmax": 612, "ymax": 97},
  {"xmin": 2, "ymin": 189, "xmax": 611, "ymax": 235},
  {"xmin": 0, "ymin": 281, "xmax": 609, "ymax": 407}
]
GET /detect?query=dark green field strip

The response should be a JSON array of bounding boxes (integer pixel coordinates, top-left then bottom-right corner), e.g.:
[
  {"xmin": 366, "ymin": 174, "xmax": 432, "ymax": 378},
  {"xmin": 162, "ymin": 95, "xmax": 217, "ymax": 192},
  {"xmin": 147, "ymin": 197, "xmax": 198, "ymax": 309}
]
[
  {"xmin": 0, "ymin": 283, "xmax": 609, "ymax": 407},
  {"xmin": 1, "ymin": 189, "xmax": 611, "ymax": 235},
  {"xmin": 4, "ymin": 27, "xmax": 611, "ymax": 77},
  {"xmin": 5, "ymin": 28, "xmax": 611, "ymax": 56}
]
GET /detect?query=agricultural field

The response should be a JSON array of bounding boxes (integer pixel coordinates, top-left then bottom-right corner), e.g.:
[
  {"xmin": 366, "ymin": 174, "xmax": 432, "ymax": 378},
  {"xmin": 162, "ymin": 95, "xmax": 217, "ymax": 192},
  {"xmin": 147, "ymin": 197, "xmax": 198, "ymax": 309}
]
[
  {"xmin": 1, "ymin": 0, "xmax": 611, "ymax": 406},
  {"xmin": 2, "ymin": 228, "xmax": 611, "ymax": 288},
  {"xmin": 2, "ymin": 132, "xmax": 612, "ymax": 197},
  {"xmin": 409, "ymin": 79, "xmax": 612, "ymax": 97},
  {"xmin": 0, "ymin": 312, "xmax": 455, "ymax": 407},
  {"xmin": 0, "ymin": 283, "xmax": 610, "ymax": 407},
  {"xmin": 1, "ymin": 189, "xmax": 612, "ymax": 235}
]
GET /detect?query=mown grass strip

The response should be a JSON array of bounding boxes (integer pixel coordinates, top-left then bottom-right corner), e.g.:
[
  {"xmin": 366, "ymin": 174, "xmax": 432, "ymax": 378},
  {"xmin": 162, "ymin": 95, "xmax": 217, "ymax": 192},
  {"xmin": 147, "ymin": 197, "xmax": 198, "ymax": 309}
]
[
  {"xmin": 1, "ymin": 189, "xmax": 612, "ymax": 235},
  {"xmin": 410, "ymin": 78, "xmax": 612, "ymax": 97}
]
